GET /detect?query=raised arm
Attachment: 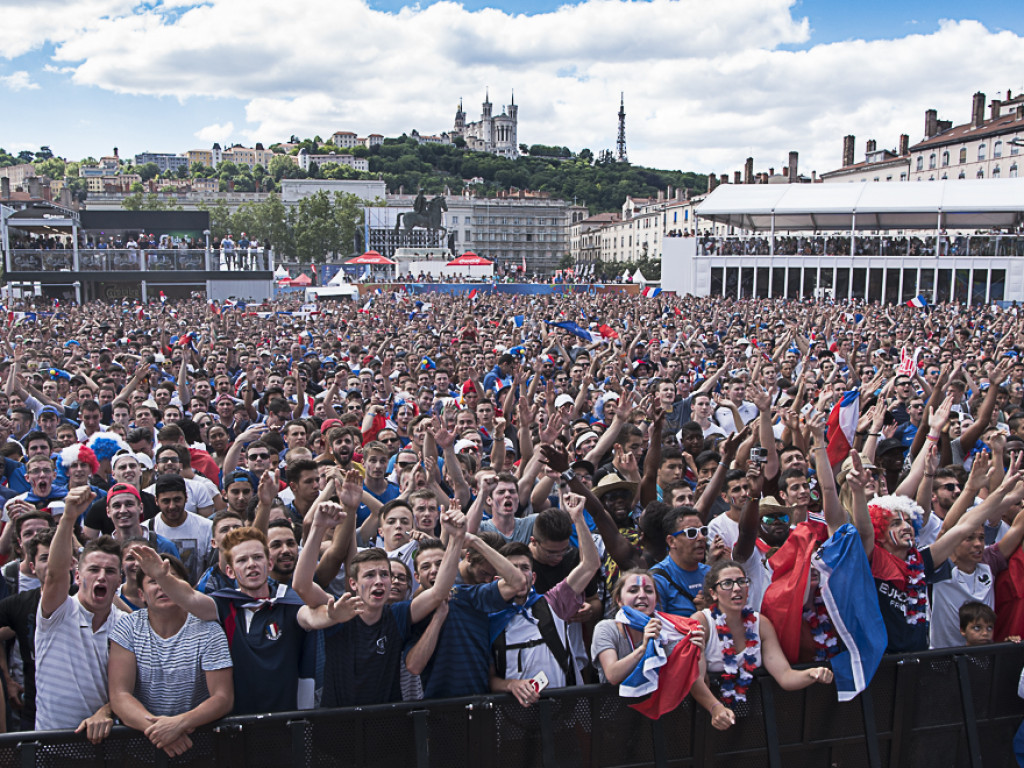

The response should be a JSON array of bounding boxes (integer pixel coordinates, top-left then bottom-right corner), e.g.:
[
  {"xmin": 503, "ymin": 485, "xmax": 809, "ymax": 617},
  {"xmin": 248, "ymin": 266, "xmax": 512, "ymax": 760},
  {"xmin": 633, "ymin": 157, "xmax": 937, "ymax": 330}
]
[
  {"xmin": 40, "ymin": 486, "xmax": 94, "ymax": 618},
  {"xmin": 293, "ymin": 494, "xmax": 344, "ymax": 608},
  {"xmin": 410, "ymin": 507, "xmax": 468, "ymax": 622},
  {"xmin": 463, "ymin": 531, "xmax": 527, "ymax": 601},
  {"xmin": 562, "ymin": 491, "xmax": 600, "ymax": 594},
  {"xmin": 131, "ymin": 544, "xmax": 218, "ymax": 622}
]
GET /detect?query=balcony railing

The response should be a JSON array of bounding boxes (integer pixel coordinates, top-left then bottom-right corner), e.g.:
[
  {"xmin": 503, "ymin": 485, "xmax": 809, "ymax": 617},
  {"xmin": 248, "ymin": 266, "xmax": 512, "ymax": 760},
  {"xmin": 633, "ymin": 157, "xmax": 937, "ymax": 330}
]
[
  {"xmin": 5, "ymin": 248, "xmax": 273, "ymax": 273},
  {"xmin": 697, "ymin": 234, "xmax": 1024, "ymax": 258}
]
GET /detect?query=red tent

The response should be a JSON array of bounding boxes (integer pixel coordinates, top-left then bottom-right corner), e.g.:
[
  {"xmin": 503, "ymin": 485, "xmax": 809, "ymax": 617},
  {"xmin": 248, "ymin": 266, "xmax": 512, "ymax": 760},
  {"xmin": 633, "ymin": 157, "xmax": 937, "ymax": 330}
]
[
  {"xmin": 289, "ymin": 273, "xmax": 312, "ymax": 286},
  {"xmin": 447, "ymin": 252, "xmax": 492, "ymax": 266},
  {"xmin": 347, "ymin": 250, "xmax": 396, "ymax": 265}
]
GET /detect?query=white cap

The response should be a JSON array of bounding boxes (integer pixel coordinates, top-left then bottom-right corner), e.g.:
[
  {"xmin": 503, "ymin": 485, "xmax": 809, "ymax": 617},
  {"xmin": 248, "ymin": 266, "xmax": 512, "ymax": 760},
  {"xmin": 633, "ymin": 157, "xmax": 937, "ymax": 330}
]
[{"xmin": 554, "ymin": 394, "xmax": 574, "ymax": 409}]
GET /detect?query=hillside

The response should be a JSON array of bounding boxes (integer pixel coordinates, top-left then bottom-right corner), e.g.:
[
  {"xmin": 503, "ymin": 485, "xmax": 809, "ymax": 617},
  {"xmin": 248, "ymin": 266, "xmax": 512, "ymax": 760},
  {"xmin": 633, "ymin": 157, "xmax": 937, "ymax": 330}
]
[{"xmin": 2, "ymin": 139, "xmax": 707, "ymax": 215}]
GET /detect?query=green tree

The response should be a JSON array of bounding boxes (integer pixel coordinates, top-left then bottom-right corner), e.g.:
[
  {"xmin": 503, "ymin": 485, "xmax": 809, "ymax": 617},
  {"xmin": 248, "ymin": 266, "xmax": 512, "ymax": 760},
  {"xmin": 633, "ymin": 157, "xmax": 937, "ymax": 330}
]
[
  {"xmin": 198, "ymin": 200, "xmax": 233, "ymax": 239},
  {"xmin": 294, "ymin": 190, "xmax": 363, "ymax": 263},
  {"xmin": 33, "ymin": 157, "xmax": 66, "ymax": 179},
  {"xmin": 136, "ymin": 162, "xmax": 160, "ymax": 181},
  {"xmin": 231, "ymin": 193, "xmax": 292, "ymax": 256}
]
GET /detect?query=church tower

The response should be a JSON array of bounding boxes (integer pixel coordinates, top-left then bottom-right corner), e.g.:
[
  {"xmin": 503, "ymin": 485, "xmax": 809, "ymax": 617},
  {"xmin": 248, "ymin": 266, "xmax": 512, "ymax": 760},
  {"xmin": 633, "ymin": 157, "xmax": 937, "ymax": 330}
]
[
  {"xmin": 508, "ymin": 91, "xmax": 518, "ymax": 154},
  {"xmin": 616, "ymin": 93, "xmax": 628, "ymax": 163},
  {"xmin": 454, "ymin": 98, "xmax": 465, "ymax": 135},
  {"xmin": 482, "ymin": 89, "xmax": 493, "ymax": 148}
]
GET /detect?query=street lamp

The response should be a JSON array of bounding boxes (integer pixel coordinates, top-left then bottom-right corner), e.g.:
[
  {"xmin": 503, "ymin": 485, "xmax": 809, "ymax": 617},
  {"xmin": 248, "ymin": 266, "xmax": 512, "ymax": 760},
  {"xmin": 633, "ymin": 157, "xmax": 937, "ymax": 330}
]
[{"xmin": 73, "ymin": 280, "xmax": 81, "ymax": 305}]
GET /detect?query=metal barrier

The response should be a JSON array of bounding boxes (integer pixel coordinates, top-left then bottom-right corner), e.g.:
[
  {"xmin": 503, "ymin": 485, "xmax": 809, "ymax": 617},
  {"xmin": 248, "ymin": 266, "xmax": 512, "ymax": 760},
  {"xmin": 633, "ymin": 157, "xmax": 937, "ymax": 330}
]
[{"xmin": 1, "ymin": 644, "xmax": 1022, "ymax": 768}]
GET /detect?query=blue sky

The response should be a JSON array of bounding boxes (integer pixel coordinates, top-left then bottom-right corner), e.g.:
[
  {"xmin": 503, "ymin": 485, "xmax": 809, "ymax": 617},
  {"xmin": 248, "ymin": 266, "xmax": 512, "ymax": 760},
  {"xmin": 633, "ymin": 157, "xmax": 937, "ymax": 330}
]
[{"xmin": 2, "ymin": 0, "xmax": 1023, "ymax": 176}]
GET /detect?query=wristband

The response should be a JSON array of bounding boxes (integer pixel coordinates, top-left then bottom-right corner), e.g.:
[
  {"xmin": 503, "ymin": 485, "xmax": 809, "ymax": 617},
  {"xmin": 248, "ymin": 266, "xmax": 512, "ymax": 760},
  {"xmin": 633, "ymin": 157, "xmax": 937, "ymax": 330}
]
[
  {"xmin": 560, "ymin": 469, "xmax": 576, "ymax": 485},
  {"xmin": 926, "ymin": 434, "xmax": 940, "ymax": 442}
]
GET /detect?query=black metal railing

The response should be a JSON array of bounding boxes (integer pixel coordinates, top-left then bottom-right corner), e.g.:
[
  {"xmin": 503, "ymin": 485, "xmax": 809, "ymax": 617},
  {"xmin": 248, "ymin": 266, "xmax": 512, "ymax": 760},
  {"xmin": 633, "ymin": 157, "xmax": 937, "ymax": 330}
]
[{"xmin": 1, "ymin": 644, "xmax": 1021, "ymax": 768}]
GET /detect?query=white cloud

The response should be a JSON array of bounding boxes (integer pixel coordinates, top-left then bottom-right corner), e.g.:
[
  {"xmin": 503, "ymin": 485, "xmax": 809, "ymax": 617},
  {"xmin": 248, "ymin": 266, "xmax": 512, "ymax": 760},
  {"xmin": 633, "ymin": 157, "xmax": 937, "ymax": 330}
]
[
  {"xmin": 4, "ymin": 1, "xmax": 1024, "ymax": 177},
  {"xmin": 0, "ymin": 71, "xmax": 39, "ymax": 91},
  {"xmin": 195, "ymin": 121, "xmax": 234, "ymax": 144},
  {"xmin": 0, "ymin": 0, "xmax": 138, "ymax": 59}
]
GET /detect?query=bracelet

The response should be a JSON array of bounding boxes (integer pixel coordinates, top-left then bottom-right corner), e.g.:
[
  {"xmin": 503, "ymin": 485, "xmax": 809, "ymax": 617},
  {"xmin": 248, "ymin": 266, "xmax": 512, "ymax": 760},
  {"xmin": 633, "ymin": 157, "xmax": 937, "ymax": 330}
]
[
  {"xmin": 711, "ymin": 702, "xmax": 725, "ymax": 712},
  {"xmin": 926, "ymin": 434, "xmax": 940, "ymax": 442}
]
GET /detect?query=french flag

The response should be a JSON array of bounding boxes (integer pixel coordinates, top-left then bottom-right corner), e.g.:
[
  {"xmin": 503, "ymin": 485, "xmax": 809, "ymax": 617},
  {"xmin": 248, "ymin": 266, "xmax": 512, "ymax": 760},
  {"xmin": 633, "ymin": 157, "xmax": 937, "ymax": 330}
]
[
  {"xmin": 826, "ymin": 391, "xmax": 859, "ymax": 466},
  {"xmin": 358, "ymin": 298, "xmax": 372, "ymax": 313},
  {"xmin": 641, "ymin": 287, "xmax": 662, "ymax": 298},
  {"xmin": 814, "ymin": 523, "xmax": 886, "ymax": 701},
  {"xmin": 159, "ymin": 291, "xmax": 167, "ymax": 304},
  {"xmin": 615, "ymin": 606, "xmax": 702, "ymax": 720},
  {"xmin": 209, "ymin": 302, "xmax": 221, "ymax": 317},
  {"xmin": 906, "ymin": 295, "xmax": 928, "ymax": 309},
  {"xmin": 510, "ymin": 315, "xmax": 525, "ymax": 328},
  {"xmin": 468, "ymin": 289, "xmax": 478, "ymax": 300},
  {"xmin": 598, "ymin": 324, "xmax": 619, "ymax": 340}
]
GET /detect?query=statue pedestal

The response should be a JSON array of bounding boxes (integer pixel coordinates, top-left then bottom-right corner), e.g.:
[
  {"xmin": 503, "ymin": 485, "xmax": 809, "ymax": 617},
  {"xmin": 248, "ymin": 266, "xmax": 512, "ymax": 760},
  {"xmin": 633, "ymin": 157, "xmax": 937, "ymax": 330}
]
[{"xmin": 392, "ymin": 247, "xmax": 454, "ymax": 277}]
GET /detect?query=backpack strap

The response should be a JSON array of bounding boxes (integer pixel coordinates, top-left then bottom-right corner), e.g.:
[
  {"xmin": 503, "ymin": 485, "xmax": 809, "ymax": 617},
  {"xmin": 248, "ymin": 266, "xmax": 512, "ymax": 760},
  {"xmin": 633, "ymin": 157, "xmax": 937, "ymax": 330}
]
[
  {"xmin": 530, "ymin": 597, "xmax": 576, "ymax": 686},
  {"xmin": 650, "ymin": 566, "xmax": 698, "ymax": 605}
]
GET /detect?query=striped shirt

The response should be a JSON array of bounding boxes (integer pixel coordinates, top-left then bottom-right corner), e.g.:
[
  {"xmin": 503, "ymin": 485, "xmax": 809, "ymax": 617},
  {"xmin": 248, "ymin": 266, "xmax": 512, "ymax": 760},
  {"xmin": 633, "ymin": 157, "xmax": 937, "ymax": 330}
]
[
  {"xmin": 35, "ymin": 595, "xmax": 126, "ymax": 731},
  {"xmin": 110, "ymin": 611, "xmax": 232, "ymax": 716}
]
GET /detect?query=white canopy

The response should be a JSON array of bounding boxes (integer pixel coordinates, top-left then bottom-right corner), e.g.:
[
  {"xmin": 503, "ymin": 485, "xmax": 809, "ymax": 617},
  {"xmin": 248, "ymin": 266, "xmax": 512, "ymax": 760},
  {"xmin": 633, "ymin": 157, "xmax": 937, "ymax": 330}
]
[
  {"xmin": 633, "ymin": 268, "xmax": 647, "ymax": 284},
  {"xmin": 273, "ymin": 265, "xmax": 290, "ymax": 279},
  {"xmin": 696, "ymin": 178, "xmax": 1024, "ymax": 231}
]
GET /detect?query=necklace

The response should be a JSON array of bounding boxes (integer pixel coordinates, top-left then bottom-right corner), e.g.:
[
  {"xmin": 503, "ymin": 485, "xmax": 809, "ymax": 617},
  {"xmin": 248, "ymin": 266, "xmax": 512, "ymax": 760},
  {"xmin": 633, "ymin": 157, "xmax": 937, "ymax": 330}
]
[
  {"xmin": 802, "ymin": 590, "xmax": 841, "ymax": 660},
  {"xmin": 713, "ymin": 606, "xmax": 759, "ymax": 705},
  {"xmin": 903, "ymin": 547, "xmax": 927, "ymax": 625}
]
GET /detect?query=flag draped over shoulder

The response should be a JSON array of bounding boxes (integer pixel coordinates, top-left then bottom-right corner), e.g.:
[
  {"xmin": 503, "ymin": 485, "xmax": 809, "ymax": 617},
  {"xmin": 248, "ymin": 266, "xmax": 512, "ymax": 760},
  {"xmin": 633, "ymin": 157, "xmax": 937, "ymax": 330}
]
[
  {"xmin": 826, "ymin": 391, "xmax": 860, "ymax": 466},
  {"xmin": 761, "ymin": 522, "xmax": 826, "ymax": 664},
  {"xmin": 614, "ymin": 606, "xmax": 701, "ymax": 720},
  {"xmin": 813, "ymin": 523, "xmax": 886, "ymax": 701}
]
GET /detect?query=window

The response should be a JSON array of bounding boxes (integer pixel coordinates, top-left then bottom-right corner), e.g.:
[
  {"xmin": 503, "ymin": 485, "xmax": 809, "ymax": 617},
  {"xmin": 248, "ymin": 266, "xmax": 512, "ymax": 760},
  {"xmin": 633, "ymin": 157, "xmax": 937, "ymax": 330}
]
[
  {"xmin": 900, "ymin": 172, "xmax": 907, "ymax": 181},
  {"xmin": 1011, "ymin": 163, "xmax": 1019, "ymax": 178},
  {"xmin": 451, "ymin": 216, "xmax": 458, "ymax": 225},
  {"xmin": 993, "ymin": 165, "xmax": 1001, "ymax": 178},
  {"xmin": 465, "ymin": 230, "xmax": 471, "ymax": 241},
  {"xmin": 942, "ymin": 150, "xmax": 950, "ymax": 167},
  {"xmin": 941, "ymin": 173, "xmax": 948, "ymax": 180},
  {"xmin": 978, "ymin": 144, "xmax": 987, "ymax": 161},
  {"xmin": 958, "ymin": 171, "xmax": 966, "ymax": 179},
  {"xmin": 929, "ymin": 153, "xmax": 936, "ymax": 169},
  {"xmin": 916, "ymin": 156, "xmax": 924, "ymax": 171},
  {"xmin": 959, "ymin": 147, "xmax": 967, "ymax": 163},
  {"xmin": 1012, "ymin": 141, "xmax": 1020, "ymax": 156},
  {"xmin": 994, "ymin": 141, "xmax": 1003, "ymax": 158},
  {"xmin": 977, "ymin": 169, "xmax": 985, "ymax": 179}
]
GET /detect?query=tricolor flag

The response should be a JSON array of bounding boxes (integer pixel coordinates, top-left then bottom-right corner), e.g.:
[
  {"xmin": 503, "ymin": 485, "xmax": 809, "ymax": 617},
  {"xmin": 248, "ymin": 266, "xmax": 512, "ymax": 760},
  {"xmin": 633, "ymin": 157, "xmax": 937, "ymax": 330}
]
[
  {"xmin": 813, "ymin": 523, "xmax": 886, "ymax": 701},
  {"xmin": 358, "ymin": 298, "xmax": 372, "ymax": 314},
  {"xmin": 548, "ymin": 320, "xmax": 601, "ymax": 344},
  {"xmin": 209, "ymin": 301, "xmax": 221, "ymax": 316},
  {"xmin": 641, "ymin": 286, "xmax": 662, "ymax": 298},
  {"xmin": 510, "ymin": 315, "xmax": 525, "ymax": 328},
  {"xmin": 907, "ymin": 295, "xmax": 928, "ymax": 309},
  {"xmin": 598, "ymin": 324, "xmax": 619, "ymax": 340},
  {"xmin": 468, "ymin": 289, "xmax": 478, "ymax": 301},
  {"xmin": 159, "ymin": 291, "xmax": 167, "ymax": 304},
  {"xmin": 826, "ymin": 390, "xmax": 860, "ymax": 466},
  {"xmin": 615, "ymin": 606, "xmax": 702, "ymax": 720}
]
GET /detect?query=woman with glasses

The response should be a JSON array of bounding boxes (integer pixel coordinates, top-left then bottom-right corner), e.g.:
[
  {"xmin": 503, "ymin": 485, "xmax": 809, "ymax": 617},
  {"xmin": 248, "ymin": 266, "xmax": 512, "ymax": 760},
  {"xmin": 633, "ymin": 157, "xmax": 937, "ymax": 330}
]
[{"xmin": 692, "ymin": 559, "xmax": 834, "ymax": 729}]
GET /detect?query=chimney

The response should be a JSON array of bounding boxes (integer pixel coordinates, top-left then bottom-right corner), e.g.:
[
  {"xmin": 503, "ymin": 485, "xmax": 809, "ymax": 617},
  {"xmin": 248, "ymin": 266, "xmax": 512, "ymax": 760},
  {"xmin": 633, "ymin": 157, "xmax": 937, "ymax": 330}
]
[
  {"xmin": 707, "ymin": 174, "xmax": 717, "ymax": 192},
  {"xmin": 769, "ymin": 167, "xmax": 775, "ymax": 177},
  {"xmin": 666, "ymin": 184, "xmax": 673, "ymax": 199},
  {"xmin": 972, "ymin": 92, "xmax": 986, "ymax": 128},
  {"xmin": 842, "ymin": 135, "xmax": 855, "ymax": 167},
  {"xmin": 788, "ymin": 151, "xmax": 798, "ymax": 182},
  {"xmin": 27, "ymin": 177, "xmax": 42, "ymax": 199},
  {"xmin": 899, "ymin": 134, "xmax": 910, "ymax": 156},
  {"xmin": 992, "ymin": 100, "xmax": 1003, "ymax": 120},
  {"xmin": 113, "ymin": 147, "xmax": 119, "ymax": 158},
  {"xmin": 925, "ymin": 109, "xmax": 938, "ymax": 139},
  {"xmin": 1, "ymin": 177, "xmax": 9, "ymax": 199},
  {"xmin": 782, "ymin": 167, "xmax": 789, "ymax": 177},
  {"xmin": 734, "ymin": 171, "xmax": 742, "ymax": 185},
  {"xmin": 812, "ymin": 171, "xmax": 818, "ymax": 182},
  {"xmin": 744, "ymin": 157, "xmax": 754, "ymax": 184},
  {"xmin": 866, "ymin": 139, "xmax": 877, "ymax": 154},
  {"xmin": 720, "ymin": 173, "xmax": 729, "ymax": 185}
]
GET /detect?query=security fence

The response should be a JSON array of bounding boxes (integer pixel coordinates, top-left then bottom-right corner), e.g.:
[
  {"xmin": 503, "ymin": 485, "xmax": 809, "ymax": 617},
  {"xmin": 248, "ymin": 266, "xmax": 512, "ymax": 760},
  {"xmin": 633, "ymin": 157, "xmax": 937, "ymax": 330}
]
[{"xmin": 1, "ymin": 643, "xmax": 1022, "ymax": 768}]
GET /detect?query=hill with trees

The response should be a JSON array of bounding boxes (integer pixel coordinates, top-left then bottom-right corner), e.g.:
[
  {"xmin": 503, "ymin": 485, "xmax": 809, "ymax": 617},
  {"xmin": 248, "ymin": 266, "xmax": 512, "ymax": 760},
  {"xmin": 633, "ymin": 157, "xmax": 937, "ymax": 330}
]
[{"xmin": 5, "ymin": 137, "xmax": 705, "ymax": 215}]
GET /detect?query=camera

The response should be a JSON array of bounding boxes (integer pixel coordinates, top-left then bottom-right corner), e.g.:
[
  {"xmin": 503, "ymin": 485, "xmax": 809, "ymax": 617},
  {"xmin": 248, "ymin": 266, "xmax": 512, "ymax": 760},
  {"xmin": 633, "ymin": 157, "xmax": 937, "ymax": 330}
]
[{"xmin": 751, "ymin": 447, "xmax": 768, "ymax": 464}]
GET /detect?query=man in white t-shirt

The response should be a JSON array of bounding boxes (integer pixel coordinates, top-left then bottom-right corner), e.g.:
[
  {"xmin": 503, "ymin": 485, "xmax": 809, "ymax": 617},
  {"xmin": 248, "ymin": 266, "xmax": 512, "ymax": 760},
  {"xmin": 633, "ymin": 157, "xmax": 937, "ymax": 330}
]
[
  {"xmin": 929, "ymin": 514, "xmax": 1024, "ymax": 648},
  {"xmin": 35, "ymin": 486, "xmax": 125, "ymax": 739},
  {"xmin": 707, "ymin": 469, "xmax": 751, "ymax": 552},
  {"xmin": 143, "ymin": 475, "xmax": 213, "ymax": 585},
  {"xmin": 145, "ymin": 444, "xmax": 216, "ymax": 517}
]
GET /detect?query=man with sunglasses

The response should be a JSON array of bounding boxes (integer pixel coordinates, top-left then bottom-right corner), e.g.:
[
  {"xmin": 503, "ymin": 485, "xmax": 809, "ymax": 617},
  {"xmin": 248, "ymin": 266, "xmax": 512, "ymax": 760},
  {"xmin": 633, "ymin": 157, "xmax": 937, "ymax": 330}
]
[{"xmin": 651, "ymin": 507, "xmax": 710, "ymax": 617}]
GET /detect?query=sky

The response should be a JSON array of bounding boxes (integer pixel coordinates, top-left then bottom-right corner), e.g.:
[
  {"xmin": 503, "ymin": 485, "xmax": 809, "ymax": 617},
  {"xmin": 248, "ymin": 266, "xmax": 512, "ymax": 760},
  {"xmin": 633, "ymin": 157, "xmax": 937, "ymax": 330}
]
[{"xmin": 2, "ymin": 0, "xmax": 1024, "ymax": 180}]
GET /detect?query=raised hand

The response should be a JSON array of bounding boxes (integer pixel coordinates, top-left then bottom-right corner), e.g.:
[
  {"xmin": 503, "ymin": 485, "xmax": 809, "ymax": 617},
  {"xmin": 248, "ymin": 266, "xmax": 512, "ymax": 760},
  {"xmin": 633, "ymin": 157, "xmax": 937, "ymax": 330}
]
[
  {"xmin": 257, "ymin": 469, "xmax": 278, "ymax": 508},
  {"xmin": 327, "ymin": 592, "xmax": 366, "ymax": 623}
]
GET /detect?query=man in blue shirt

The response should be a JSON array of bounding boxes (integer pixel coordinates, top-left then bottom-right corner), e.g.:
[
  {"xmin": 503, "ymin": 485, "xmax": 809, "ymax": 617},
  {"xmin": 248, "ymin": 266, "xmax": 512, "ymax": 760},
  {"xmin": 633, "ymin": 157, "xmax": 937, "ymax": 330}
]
[{"xmin": 651, "ymin": 507, "xmax": 710, "ymax": 616}]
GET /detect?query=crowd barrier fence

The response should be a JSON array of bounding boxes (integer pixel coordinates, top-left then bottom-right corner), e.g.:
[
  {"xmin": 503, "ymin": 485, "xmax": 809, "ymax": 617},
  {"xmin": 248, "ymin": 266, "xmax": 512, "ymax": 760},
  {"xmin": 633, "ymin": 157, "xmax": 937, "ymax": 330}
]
[{"xmin": 1, "ymin": 644, "xmax": 1022, "ymax": 768}]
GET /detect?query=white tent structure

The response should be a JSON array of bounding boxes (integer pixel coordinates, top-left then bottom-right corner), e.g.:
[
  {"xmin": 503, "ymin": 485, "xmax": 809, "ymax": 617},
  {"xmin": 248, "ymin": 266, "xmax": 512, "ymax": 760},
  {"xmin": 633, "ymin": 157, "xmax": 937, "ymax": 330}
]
[
  {"xmin": 695, "ymin": 179, "xmax": 1024, "ymax": 233},
  {"xmin": 661, "ymin": 179, "xmax": 1024, "ymax": 304},
  {"xmin": 632, "ymin": 268, "xmax": 647, "ymax": 284}
]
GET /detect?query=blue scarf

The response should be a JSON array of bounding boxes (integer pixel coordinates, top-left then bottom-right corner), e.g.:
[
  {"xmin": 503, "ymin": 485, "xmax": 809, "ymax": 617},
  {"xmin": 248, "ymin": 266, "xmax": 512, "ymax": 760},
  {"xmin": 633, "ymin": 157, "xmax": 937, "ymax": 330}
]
[
  {"xmin": 24, "ymin": 484, "xmax": 68, "ymax": 505},
  {"xmin": 488, "ymin": 589, "xmax": 544, "ymax": 644}
]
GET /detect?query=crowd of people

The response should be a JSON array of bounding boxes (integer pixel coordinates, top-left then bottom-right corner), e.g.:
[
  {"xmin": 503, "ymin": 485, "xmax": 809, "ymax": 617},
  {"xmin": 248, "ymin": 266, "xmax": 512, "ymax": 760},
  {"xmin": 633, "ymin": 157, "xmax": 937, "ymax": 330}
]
[{"xmin": 0, "ymin": 289, "xmax": 1021, "ymax": 757}]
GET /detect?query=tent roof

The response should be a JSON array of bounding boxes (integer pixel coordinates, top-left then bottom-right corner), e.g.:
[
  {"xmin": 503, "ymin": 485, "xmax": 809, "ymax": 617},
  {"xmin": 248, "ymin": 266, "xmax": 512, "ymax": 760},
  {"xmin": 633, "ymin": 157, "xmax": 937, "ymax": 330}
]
[{"xmin": 695, "ymin": 179, "xmax": 1024, "ymax": 231}]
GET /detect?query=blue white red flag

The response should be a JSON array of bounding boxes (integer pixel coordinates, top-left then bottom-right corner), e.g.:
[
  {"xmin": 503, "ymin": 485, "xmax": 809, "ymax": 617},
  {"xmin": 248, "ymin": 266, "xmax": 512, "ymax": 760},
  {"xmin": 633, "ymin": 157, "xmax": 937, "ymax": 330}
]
[
  {"xmin": 549, "ymin": 320, "xmax": 601, "ymax": 343},
  {"xmin": 615, "ymin": 606, "xmax": 702, "ymax": 719},
  {"xmin": 907, "ymin": 295, "xmax": 928, "ymax": 309},
  {"xmin": 814, "ymin": 523, "xmax": 886, "ymax": 701},
  {"xmin": 826, "ymin": 391, "xmax": 860, "ymax": 466},
  {"xmin": 641, "ymin": 287, "xmax": 662, "ymax": 298}
]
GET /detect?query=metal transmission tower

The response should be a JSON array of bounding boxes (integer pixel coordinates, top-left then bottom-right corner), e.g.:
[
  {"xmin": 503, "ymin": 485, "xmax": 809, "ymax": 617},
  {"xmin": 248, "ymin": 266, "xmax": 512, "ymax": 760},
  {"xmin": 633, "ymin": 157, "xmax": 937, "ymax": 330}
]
[{"xmin": 616, "ymin": 93, "xmax": 628, "ymax": 163}]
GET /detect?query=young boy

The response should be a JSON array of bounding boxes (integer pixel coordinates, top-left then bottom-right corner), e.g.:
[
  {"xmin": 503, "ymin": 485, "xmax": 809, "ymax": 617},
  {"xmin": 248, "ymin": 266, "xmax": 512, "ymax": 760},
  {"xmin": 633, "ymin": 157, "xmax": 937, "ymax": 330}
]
[{"xmin": 959, "ymin": 602, "xmax": 997, "ymax": 647}]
